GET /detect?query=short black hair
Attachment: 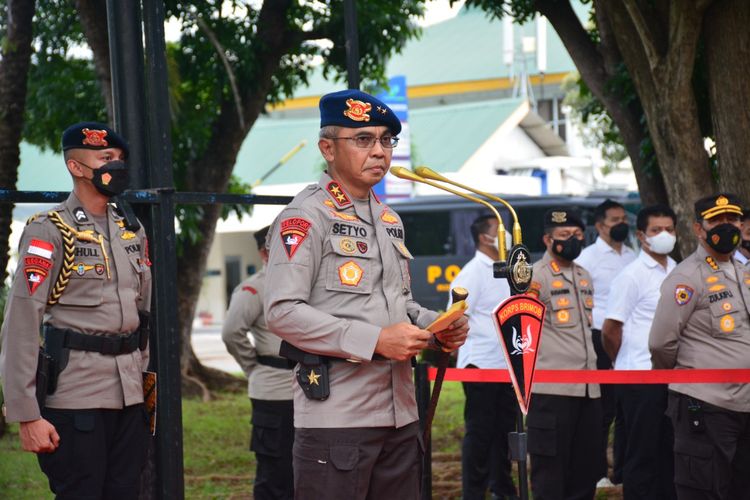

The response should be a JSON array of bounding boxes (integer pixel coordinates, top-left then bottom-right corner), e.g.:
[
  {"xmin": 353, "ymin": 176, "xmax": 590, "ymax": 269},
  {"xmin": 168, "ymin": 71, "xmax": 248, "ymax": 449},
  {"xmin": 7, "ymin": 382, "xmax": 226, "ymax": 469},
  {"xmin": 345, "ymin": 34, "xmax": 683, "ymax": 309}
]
[
  {"xmin": 254, "ymin": 226, "xmax": 270, "ymax": 251},
  {"xmin": 594, "ymin": 199, "xmax": 625, "ymax": 224},
  {"xmin": 470, "ymin": 214, "xmax": 495, "ymax": 246},
  {"xmin": 636, "ymin": 204, "xmax": 676, "ymax": 232}
]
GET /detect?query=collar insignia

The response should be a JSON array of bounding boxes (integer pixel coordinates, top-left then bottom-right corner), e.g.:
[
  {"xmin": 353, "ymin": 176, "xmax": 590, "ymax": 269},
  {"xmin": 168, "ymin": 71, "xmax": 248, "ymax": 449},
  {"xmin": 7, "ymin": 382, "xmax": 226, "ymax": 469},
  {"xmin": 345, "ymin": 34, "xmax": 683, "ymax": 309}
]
[
  {"xmin": 73, "ymin": 207, "xmax": 89, "ymax": 223},
  {"xmin": 550, "ymin": 261, "xmax": 561, "ymax": 273},
  {"xmin": 705, "ymin": 256, "xmax": 719, "ymax": 271},
  {"xmin": 326, "ymin": 181, "xmax": 352, "ymax": 208},
  {"xmin": 343, "ymin": 99, "xmax": 372, "ymax": 122},
  {"xmin": 81, "ymin": 128, "xmax": 109, "ymax": 147}
]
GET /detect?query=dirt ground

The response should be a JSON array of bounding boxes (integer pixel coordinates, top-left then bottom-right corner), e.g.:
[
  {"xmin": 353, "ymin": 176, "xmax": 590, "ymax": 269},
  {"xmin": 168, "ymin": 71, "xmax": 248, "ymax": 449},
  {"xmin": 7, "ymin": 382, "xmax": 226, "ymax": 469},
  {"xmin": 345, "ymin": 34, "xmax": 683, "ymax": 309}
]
[{"xmin": 429, "ymin": 452, "xmax": 624, "ymax": 499}]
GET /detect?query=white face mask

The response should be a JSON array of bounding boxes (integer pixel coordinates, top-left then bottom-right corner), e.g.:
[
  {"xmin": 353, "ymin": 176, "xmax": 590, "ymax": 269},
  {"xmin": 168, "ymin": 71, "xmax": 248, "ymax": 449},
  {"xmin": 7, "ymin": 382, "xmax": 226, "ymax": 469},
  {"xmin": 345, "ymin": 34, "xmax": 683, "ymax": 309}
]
[
  {"xmin": 645, "ymin": 230, "xmax": 676, "ymax": 255},
  {"xmin": 489, "ymin": 232, "xmax": 513, "ymax": 251}
]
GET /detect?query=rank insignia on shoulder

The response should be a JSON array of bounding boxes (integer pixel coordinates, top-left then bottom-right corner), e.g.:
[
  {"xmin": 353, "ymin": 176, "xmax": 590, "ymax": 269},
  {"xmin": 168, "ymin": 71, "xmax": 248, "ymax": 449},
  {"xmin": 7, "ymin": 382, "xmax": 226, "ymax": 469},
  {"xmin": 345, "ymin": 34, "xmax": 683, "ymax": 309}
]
[
  {"xmin": 705, "ymin": 256, "xmax": 719, "ymax": 271},
  {"xmin": 326, "ymin": 181, "xmax": 352, "ymax": 208},
  {"xmin": 380, "ymin": 210, "xmax": 398, "ymax": 224},
  {"xmin": 73, "ymin": 207, "xmax": 89, "ymax": 222},
  {"xmin": 550, "ymin": 261, "xmax": 560, "ymax": 273},
  {"xmin": 280, "ymin": 217, "xmax": 312, "ymax": 260},
  {"xmin": 338, "ymin": 260, "xmax": 364, "ymax": 286},
  {"xmin": 674, "ymin": 285, "xmax": 694, "ymax": 305}
]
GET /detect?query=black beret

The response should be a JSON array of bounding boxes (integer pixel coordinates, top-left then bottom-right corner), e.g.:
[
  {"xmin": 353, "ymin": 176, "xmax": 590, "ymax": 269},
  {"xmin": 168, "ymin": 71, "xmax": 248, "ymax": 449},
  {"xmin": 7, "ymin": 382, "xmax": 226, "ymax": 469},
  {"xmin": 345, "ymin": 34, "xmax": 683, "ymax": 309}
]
[
  {"xmin": 62, "ymin": 121, "xmax": 129, "ymax": 157},
  {"xmin": 319, "ymin": 90, "xmax": 401, "ymax": 135},
  {"xmin": 694, "ymin": 193, "xmax": 743, "ymax": 220},
  {"xmin": 254, "ymin": 226, "xmax": 270, "ymax": 250},
  {"xmin": 543, "ymin": 208, "xmax": 585, "ymax": 231}
]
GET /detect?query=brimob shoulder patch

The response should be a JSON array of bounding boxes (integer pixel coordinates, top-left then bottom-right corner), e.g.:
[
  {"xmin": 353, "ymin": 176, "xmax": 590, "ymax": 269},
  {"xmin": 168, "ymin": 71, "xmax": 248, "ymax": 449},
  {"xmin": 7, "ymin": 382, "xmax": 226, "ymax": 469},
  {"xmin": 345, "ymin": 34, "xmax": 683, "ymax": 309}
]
[{"xmin": 280, "ymin": 217, "xmax": 312, "ymax": 260}]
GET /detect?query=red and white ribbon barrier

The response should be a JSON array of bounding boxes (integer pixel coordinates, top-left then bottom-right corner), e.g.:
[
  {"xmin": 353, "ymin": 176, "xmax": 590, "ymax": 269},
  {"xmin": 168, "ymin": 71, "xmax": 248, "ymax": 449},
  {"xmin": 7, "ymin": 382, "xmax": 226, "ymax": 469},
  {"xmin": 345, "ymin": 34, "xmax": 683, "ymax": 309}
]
[{"xmin": 427, "ymin": 368, "xmax": 750, "ymax": 384}]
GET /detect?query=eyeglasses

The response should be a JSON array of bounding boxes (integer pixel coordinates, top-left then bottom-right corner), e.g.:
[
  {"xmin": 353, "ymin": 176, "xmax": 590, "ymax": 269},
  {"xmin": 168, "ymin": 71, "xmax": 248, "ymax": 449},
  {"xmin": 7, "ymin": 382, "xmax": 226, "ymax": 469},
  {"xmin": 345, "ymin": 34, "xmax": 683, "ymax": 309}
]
[{"xmin": 329, "ymin": 135, "xmax": 399, "ymax": 149}]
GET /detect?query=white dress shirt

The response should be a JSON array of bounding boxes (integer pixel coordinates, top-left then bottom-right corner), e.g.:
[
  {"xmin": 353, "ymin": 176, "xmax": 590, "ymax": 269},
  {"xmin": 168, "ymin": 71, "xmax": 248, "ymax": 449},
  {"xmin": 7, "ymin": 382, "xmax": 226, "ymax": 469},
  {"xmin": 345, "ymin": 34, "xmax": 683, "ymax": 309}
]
[
  {"xmin": 450, "ymin": 251, "xmax": 511, "ymax": 369},
  {"xmin": 605, "ymin": 251, "xmax": 676, "ymax": 370},
  {"xmin": 734, "ymin": 249, "xmax": 749, "ymax": 267},
  {"xmin": 576, "ymin": 237, "xmax": 636, "ymax": 329}
]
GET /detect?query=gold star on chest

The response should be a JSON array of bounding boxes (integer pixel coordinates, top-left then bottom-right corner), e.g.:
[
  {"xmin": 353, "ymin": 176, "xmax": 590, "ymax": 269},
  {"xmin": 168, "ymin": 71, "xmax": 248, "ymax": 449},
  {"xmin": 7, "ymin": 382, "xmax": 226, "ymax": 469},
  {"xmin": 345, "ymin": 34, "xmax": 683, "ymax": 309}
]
[{"xmin": 307, "ymin": 369, "xmax": 321, "ymax": 386}]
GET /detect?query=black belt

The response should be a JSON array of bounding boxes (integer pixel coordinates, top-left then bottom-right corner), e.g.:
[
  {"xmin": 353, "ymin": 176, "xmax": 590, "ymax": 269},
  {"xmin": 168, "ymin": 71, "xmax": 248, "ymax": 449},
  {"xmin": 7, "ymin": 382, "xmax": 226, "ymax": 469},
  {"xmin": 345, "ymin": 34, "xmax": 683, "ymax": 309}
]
[
  {"xmin": 43, "ymin": 324, "xmax": 143, "ymax": 355},
  {"xmin": 257, "ymin": 355, "xmax": 295, "ymax": 370}
]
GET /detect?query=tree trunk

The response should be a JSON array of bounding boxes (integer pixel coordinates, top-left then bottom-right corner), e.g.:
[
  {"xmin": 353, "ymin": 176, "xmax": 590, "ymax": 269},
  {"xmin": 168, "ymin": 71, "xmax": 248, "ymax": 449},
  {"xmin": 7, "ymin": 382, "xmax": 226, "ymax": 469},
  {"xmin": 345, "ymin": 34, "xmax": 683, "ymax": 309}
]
[
  {"xmin": 74, "ymin": 0, "xmax": 113, "ymax": 122},
  {"xmin": 537, "ymin": 0, "xmax": 669, "ymax": 206},
  {"xmin": 703, "ymin": 0, "xmax": 750, "ymax": 202},
  {"xmin": 0, "ymin": 0, "xmax": 37, "ymax": 437},
  {"xmin": 606, "ymin": 0, "xmax": 716, "ymax": 256}
]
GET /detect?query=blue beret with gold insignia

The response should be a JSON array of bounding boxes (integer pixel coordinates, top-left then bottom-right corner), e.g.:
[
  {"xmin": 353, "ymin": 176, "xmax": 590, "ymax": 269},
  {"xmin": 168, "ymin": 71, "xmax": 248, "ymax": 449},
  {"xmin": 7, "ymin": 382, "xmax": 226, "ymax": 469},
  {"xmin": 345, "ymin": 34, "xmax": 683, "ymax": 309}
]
[
  {"xmin": 62, "ymin": 121, "xmax": 130, "ymax": 157},
  {"xmin": 319, "ymin": 89, "xmax": 401, "ymax": 135},
  {"xmin": 694, "ymin": 193, "xmax": 743, "ymax": 221}
]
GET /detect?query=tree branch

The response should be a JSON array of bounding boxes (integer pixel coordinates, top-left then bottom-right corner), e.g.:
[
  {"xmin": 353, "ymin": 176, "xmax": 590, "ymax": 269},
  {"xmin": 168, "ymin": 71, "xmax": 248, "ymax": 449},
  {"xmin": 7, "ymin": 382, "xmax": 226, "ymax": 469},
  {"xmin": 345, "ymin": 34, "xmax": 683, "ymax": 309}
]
[
  {"xmin": 623, "ymin": 0, "xmax": 662, "ymax": 70},
  {"xmin": 193, "ymin": 15, "xmax": 246, "ymax": 130}
]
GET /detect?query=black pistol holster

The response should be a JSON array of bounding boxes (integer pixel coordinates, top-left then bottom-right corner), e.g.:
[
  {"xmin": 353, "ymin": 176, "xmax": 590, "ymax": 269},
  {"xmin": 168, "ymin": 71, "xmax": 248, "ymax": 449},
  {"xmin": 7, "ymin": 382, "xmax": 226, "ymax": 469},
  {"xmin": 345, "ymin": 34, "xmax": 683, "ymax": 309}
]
[
  {"xmin": 36, "ymin": 325, "xmax": 71, "ymax": 410},
  {"xmin": 279, "ymin": 341, "xmax": 330, "ymax": 401}
]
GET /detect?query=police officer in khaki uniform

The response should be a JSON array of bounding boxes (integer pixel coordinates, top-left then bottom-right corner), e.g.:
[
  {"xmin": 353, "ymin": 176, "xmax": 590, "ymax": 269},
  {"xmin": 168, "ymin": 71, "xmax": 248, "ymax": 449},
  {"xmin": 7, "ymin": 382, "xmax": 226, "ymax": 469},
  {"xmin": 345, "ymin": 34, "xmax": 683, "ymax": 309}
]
[
  {"xmin": 526, "ymin": 208, "xmax": 601, "ymax": 500},
  {"xmin": 222, "ymin": 225, "xmax": 294, "ymax": 499},
  {"xmin": 264, "ymin": 89, "xmax": 468, "ymax": 500},
  {"xmin": 649, "ymin": 193, "xmax": 750, "ymax": 499},
  {"xmin": 0, "ymin": 122, "xmax": 152, "ymax": 499}
]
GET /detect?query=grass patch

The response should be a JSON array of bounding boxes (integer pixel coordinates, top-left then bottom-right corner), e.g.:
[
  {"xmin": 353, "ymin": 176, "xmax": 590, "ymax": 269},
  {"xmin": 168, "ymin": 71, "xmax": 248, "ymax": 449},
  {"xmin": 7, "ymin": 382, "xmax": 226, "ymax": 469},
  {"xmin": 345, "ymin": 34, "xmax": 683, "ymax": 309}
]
[{"xmin": 0, "ymin": 382, "xmax": 466, "ymax": 498}]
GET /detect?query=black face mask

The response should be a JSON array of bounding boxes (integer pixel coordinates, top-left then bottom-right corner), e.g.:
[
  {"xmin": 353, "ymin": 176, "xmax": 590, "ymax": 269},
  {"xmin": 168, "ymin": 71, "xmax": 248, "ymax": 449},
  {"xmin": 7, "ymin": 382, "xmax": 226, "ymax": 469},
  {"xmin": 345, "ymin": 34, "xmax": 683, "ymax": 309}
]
[
  {"xmin": 742, "ymin": 239, "xmax": 750, "ymax": 252},
  {"xmin": 78, "ymin": 160, "xmax": 130, "ymax": 197},
  {"xmin": 609, "ymin": 222, "xmax": 629, "ymax": 242},
  {"xmin": 705, "ymin": 223, "xmax": 741, "ymax": 254},
  {"xmin": 552, "ymin": 236, "xmax": 583, "ymax": 261}
]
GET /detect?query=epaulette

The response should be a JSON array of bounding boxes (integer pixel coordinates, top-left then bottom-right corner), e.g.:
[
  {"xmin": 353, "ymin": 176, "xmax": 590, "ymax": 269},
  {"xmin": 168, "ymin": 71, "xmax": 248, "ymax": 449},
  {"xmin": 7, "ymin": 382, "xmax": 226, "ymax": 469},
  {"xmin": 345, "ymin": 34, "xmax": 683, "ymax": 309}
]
[{"xmin": 26, "ymin": 211, "xmax": 48, "ymax": 225}]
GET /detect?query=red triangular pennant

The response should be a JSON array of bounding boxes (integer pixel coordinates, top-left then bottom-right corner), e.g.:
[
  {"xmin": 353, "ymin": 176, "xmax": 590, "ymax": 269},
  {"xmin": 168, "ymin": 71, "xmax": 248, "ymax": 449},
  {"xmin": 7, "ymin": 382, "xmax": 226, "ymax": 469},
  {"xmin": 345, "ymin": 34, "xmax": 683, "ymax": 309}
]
[{"xmin": 493, "ymin": 295, "xmax": 546, "ymax": 414}]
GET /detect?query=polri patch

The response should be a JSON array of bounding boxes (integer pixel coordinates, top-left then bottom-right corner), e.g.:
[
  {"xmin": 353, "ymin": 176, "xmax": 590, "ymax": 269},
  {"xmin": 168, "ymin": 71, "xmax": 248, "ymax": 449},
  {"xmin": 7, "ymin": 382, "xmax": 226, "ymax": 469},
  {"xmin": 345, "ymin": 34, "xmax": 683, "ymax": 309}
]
[
  {"xmin": 280, "ymin": 217, "xmax": 312, "ymax": 260},
  {"xmin": 338, "ymin": 261, "xmax": 364, "ymax": 286},
  {"xmin": 674, "ymin": 285, "xmax": 694, "ymax": 305}
]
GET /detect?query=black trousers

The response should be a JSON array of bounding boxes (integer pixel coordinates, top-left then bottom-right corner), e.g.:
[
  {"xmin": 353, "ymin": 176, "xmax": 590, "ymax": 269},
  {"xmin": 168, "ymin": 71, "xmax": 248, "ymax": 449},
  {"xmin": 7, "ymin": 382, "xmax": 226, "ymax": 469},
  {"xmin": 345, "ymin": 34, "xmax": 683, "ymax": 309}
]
[
  {"xmin": 461, "ymin": 378, "xmax": 517, "ymax": 500},
  {"xmin": 591, "ymin": 328, "xmax": 624, "ymax": 481},
  {"xmin": 527, "ymin": 394, "xmax": 602, "ymax": 500},
  {"xmin": 293, "ymin": 422, "xmax": 422, "ymax": 500},
  {"xmin": 667, "ymin": 391, "xmax": 750, "ymax": 500},
  {"xmin": 250, "ymin": 399, "xmax": 294, "ymax": 500},
  {"xmin": 618, "ymin": 384, "xmax": 675, "ymax": 500},
  {"xmin": 37, "ymin": 404, "xmax": 147, "ymax": 500}
]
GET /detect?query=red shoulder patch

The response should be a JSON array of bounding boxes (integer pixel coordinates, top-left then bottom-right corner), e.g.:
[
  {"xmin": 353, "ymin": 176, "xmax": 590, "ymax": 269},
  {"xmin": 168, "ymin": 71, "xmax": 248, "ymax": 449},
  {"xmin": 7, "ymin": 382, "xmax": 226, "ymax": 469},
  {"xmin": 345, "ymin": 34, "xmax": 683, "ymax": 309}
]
[
  {"xmin": 242, "ymin": 286, "xmax": 258, "ymax": 295},
  {"xmin": 24, "ymin": 256, "xmax": 52, "ymax": 295},
  {"xmin": 280, "ymin": 217, "xmax": 312, "ymax": 260}
]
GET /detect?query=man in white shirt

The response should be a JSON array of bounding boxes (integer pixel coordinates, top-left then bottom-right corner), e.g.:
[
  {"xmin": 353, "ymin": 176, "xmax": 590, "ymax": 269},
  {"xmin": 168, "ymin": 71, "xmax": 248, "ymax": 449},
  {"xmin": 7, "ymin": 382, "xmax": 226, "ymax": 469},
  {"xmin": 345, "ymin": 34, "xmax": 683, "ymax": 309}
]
[
  {"xmin": 733, "ymin": 208, "xmax": 750, "ymax": 267},
  {"xmin": 449, "ymin": 214, "xmax": 516, "ymax": 500},
  {"xmin": 602, "ymin": 205, "xmax": 678, "ymax": 500},
  {"xmin": 575, "ymin": 199, "xmax": 636, "ymax": 485}
]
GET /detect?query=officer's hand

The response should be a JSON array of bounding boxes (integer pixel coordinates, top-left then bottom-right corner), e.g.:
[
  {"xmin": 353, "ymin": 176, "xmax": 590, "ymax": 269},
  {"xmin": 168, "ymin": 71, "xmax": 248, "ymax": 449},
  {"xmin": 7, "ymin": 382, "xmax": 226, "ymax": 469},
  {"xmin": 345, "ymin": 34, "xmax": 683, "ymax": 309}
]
[
  {"xmin": 434, "ymin": 314, "xmax": 469, "ymax": 352},
  {"xmin": 19, "ymin": 418, "xmax": 60, "ymax": 453},
  {"xmin": 376, "ymin": 323, "xmax": 432, "ymax": 361}
]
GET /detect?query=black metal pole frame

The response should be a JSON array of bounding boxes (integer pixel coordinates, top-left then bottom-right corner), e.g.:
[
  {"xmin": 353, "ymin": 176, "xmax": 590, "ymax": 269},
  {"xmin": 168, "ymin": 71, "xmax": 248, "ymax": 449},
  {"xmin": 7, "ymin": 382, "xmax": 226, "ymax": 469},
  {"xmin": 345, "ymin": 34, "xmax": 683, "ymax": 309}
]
[{"xmin": 343, "ymin": 0, "xmax": 360, "ymax": 89}]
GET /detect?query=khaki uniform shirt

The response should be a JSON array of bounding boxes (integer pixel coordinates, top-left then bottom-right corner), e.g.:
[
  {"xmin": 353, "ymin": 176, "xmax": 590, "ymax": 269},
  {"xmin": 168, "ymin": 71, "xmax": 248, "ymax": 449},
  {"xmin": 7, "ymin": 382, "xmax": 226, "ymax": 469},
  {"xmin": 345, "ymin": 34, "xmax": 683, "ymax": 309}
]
[
  {"xmin": 529, "ymin": 252, "xmax": 600, "ymax": 398},
  {"xmin": 0, "ymin": 192, "xmax": 152, "ymax": 422},
  {"xmin": 264, "ymin": 173, "xmax": 438, "ymax": 429},
  {"xmin": 222, "ymin": 268, "xmax": 293, "ymax": 401},
  {"xmin": 649, "ymin": 245, "xmax": 750, "ymax": 412}
]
